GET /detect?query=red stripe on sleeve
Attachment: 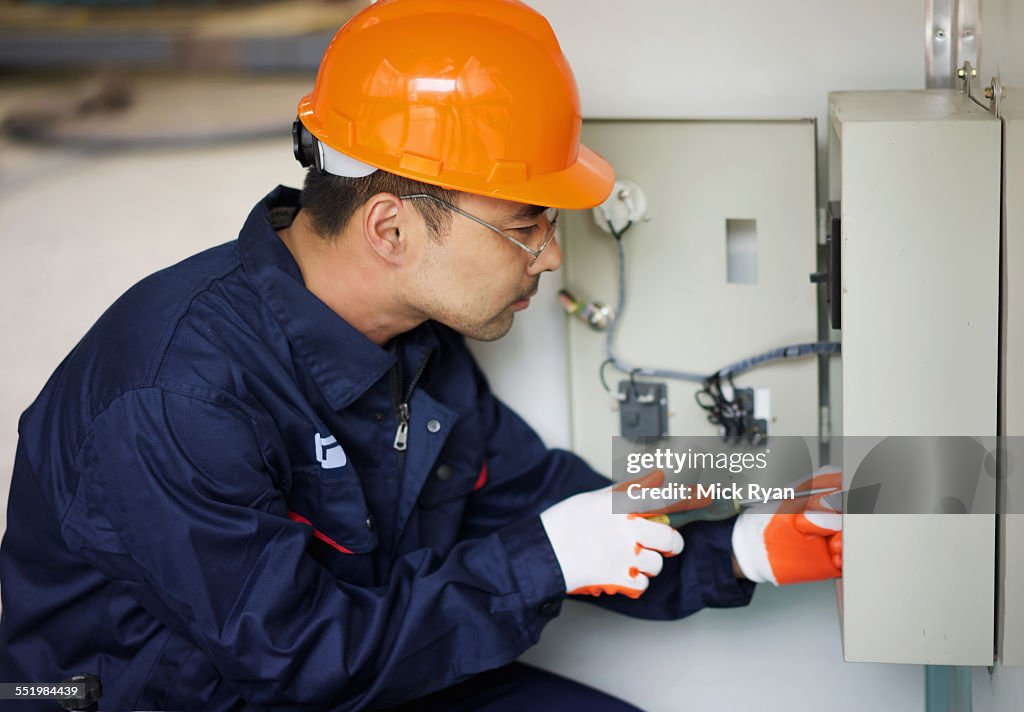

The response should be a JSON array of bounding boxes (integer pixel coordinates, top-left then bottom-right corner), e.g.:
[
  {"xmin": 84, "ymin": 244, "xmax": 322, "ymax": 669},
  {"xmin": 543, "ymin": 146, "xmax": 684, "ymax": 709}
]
[
  {"xmin": 473, "ymin": 461, "xmax": 488, "ymax": 492},
  {"xmin": 287, "ymin": 511, "xmax": 355, "ymax": 554}
]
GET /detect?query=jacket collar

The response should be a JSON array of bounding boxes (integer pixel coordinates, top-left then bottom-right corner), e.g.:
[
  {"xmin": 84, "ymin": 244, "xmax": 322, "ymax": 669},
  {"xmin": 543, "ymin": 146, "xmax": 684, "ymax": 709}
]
[{"xmin": 239, "ymin": 186, "xmax": 440, "ymax": 410}]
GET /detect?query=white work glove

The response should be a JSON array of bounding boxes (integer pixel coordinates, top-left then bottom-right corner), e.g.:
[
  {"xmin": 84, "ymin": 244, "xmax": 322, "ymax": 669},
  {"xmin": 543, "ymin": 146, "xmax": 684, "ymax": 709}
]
[
  {"xmin": 540, "ymin": 472, "xmax": 685, "ymax": 598},
  {"xmin": 731, "ymin": 466, "xmax": 843, "ymax": 585}
]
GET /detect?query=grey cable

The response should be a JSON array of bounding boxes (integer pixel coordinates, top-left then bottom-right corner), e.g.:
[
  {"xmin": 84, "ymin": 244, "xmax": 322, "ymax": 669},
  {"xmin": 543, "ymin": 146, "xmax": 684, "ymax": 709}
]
[{"xmin": 602, "ymin": 221, "xmax": 840, "ymax": 386}]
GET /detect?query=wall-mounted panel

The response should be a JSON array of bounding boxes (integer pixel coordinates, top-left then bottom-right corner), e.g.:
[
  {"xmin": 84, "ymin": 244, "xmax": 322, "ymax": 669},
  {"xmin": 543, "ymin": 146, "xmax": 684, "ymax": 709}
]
[{"xmin": 564, "ymin": 119, "xmax": 819, "ymax": 472}]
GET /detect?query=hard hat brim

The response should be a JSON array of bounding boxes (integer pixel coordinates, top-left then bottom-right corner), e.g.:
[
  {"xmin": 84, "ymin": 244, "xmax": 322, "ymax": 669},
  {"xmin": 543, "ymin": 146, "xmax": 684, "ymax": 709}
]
[
  {"xmin": 479, "ymin": 143, "xmax": 616, "ymax": 211},
  {"xmin": 303, "ymin": 131, "xmax": 615, "ymax": 211}
]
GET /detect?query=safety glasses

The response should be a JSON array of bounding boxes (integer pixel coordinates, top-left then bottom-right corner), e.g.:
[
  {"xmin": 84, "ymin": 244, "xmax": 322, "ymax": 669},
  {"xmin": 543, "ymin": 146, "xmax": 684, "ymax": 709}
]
[{"xmin": 398, "ymin": 193, "xmax": 558, "ymax": 266}]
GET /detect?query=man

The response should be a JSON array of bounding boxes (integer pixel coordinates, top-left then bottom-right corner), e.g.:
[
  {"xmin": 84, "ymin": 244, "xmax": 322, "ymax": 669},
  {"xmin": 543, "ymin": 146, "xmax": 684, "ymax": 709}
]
[{"xmin": 0, "ymin": 1, "xmax": 841, "ymax": 709}]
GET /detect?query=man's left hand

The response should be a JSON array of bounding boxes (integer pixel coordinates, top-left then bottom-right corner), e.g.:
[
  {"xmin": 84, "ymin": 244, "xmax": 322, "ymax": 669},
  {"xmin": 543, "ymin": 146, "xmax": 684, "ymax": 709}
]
[{"xmin": 731, "ymin": 467, "xmax": 843, "ymax": 585}]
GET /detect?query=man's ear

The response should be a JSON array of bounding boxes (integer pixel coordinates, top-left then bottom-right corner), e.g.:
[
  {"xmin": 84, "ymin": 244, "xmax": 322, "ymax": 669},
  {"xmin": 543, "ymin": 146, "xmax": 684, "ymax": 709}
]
[{"xmin": 361, "ymin": 194, "xmax": 405, "ymax": 264}]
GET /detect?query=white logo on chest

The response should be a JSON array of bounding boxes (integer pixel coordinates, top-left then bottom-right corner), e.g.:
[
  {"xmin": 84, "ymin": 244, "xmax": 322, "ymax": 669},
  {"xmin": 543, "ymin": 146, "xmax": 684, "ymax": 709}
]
[{"xmin": 315, "ymin": 433, "xmax": 347, "ymax": 469}]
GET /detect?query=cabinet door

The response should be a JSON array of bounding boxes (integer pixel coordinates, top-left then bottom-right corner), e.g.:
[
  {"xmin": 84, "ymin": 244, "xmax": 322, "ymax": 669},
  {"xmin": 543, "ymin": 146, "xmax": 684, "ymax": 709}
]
[{"xmin": 832, "ymin": 90, "xmax": 1001, "ymax": 665}]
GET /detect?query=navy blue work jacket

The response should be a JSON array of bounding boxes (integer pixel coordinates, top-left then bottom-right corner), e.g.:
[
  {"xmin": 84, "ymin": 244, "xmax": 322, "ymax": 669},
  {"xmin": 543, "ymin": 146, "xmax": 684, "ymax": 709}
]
[{"xmin": 0, "ymin": 187, "xmax": 753, "ymax": 710}]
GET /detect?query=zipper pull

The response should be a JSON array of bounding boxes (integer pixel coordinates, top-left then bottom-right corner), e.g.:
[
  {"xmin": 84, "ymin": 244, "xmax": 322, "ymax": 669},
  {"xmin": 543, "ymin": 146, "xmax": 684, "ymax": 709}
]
[{"xmin": 393, "ymin": 402, "xmax": 410, "ymax": 451}]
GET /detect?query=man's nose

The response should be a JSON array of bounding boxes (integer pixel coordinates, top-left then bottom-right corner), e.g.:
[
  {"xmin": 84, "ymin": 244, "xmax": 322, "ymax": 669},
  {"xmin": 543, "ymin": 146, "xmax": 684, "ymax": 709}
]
[{"xmin": 528, "ymin": 235, "xmax": 562, "ymax": 275}]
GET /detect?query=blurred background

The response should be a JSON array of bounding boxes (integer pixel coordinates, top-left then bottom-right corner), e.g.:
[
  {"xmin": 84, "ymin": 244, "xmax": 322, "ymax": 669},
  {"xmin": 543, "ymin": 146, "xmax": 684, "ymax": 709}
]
[{"xmin": 0, "ymin": 1, "xmax": 1022, "ymax": 710}]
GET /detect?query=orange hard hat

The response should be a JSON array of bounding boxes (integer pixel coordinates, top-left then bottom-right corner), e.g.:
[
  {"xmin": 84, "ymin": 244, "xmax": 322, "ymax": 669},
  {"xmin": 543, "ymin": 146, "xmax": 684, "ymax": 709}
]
[{"xmin": 294, "ymin": 0, "xmax": 615, "ymax": 210}]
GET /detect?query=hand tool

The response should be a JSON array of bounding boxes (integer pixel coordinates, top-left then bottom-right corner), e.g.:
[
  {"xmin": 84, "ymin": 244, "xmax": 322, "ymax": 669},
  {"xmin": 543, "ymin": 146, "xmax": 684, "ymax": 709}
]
[{"xmin": 646, "ymin": 487, "xmax": 841, "ymax": 528}]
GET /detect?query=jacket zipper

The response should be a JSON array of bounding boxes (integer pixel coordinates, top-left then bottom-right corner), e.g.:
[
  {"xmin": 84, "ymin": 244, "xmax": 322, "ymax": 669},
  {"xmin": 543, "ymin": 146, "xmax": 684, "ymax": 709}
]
[
  {"xmin": 390, "ymin": 346, "xmax": 434, "ymax": 466},
  {"xmin": 393, "ymin": 403, "xmax": 410, "ymax": 451}
]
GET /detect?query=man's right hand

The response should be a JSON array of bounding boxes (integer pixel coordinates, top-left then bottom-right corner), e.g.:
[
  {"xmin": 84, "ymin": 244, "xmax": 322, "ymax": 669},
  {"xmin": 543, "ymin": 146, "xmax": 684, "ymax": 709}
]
[{"xmin": 539, "ymin": 471, "xmax": 684, "ymax": 598}]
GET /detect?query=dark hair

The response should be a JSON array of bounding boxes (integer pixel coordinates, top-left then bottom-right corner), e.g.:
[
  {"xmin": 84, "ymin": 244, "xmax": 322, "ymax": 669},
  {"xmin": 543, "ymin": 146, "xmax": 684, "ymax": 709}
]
[{"xmin": 301, "ymin": 168, "xmax": 457, "ymax": 241}]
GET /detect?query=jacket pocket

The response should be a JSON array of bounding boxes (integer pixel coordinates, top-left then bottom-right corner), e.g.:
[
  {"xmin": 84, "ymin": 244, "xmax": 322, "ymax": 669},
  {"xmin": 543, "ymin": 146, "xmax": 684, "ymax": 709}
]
[{"xmin": 286, "ymin": 466, "xmax": 378, "ymax": 554}]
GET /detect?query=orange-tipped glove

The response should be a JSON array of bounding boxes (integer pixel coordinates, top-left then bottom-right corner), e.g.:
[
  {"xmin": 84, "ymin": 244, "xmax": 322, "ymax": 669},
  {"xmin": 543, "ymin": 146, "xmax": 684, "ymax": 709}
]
[
  {"xmin": 540, "ymin": 471, "xmax": 685, "ymax": 598},
  {"xmin": 731, "ymin": 467, "xmax": 843, "ymax": 585}
]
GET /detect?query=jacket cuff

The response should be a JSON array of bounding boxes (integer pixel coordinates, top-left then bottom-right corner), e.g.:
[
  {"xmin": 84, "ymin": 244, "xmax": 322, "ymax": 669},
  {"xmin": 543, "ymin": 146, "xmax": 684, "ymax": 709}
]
[
  {"xmin": 693, "ymin": 517, "xmax": 756, "ymax": 607},
  {"xmin": 497, "ymin": 515, "xmax": 566, "ymax": 633}
]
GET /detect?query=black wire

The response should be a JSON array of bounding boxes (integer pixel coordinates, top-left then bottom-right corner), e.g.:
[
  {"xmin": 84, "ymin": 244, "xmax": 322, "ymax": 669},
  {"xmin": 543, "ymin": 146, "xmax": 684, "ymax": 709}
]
[
  {"xmin": 599, "ymin": 358, "xmax": 621, "ymax": 399},
  {"xmin": 606, "ymin": 219, "xmax": 633, "ymax": 242},
  {"xmin": 629, "ymin": 368, "xmax": 641, "ymax": 398},
  {"xmin": 693, "ymin": 369, "xmax": 763, "ymax": 444}
]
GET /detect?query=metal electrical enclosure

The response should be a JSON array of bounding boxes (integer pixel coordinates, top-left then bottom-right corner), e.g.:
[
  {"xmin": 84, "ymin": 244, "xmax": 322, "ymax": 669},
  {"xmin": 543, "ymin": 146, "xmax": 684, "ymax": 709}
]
[
  {"xmin": 830, "ymin": 91, "xmax": 1001, "ymax": 665},
  {"xmin": 562, "ymin": 120, "xmax": 819, "ymax": 471}
]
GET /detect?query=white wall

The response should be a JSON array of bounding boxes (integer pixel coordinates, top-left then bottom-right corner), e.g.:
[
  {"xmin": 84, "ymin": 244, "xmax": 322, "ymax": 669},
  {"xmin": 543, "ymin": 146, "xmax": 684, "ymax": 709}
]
[{"xmin": 980, "ymin": 0, "xmax": 1024, "ymax": 88}]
